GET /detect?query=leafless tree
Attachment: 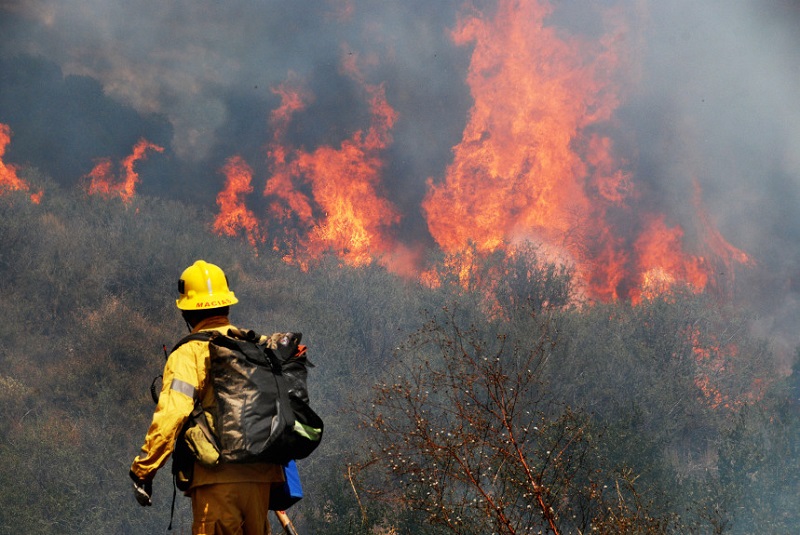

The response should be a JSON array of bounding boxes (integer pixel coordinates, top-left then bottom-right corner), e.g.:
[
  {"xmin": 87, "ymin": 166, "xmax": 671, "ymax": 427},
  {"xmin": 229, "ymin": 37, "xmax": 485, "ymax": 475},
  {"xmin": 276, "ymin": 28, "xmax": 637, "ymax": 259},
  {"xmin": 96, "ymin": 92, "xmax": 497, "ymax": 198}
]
[{"xmin": 359, "ymin": 304, "xmax": 678, "ymax": 534}]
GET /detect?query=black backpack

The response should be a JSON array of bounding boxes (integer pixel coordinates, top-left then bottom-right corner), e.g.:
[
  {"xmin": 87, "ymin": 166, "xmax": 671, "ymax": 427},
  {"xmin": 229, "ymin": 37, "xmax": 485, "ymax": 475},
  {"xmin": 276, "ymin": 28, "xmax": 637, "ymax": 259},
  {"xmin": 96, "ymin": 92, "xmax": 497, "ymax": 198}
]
[{"xmin": 163, "ymin": 328, "xmax": 323, "ymax": 489}]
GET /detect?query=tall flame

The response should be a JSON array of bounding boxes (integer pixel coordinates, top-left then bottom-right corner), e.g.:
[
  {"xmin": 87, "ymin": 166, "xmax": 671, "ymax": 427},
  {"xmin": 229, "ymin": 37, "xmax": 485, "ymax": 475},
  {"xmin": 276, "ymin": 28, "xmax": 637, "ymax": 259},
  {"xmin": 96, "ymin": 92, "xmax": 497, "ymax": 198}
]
[
  {"xmin": 261, "ymin": 77, "xmax": 316, "ymax": 260},
  {"xmin": 262, "ymin": 54, "xmax": 401, "ymax": 267},
  {"xmin": 213, "ymin": 156, "xmax": 263, "ymax": 247},
  {"xmin": 209, "ymin": 0, "xmax": 751, "ymax": 302},
  {"xmin": 85, "ymin": 138, "xmax": 164, "ymax": 203},
  {"xmin": 294, "ymin": 83, "xmax": 399, "ymax": 265},
  {"xmin": 420, "ymin": 0, "xmax": 749, "ymax": 301},
  {"xmin": 0, "ymin": 123, "xmax": 43, "ymax": 203},
  {"xmin": 422, "ymin": 0, "xmax": 632, "ymax": 295}
]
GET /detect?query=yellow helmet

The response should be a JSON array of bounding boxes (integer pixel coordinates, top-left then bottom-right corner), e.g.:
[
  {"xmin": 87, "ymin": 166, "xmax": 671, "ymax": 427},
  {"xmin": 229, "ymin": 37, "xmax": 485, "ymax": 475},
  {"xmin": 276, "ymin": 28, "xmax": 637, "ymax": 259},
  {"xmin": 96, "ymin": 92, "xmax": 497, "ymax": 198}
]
[{"xmin": 176, "ymin": 260, "xmax": 239, "ymax": 310}]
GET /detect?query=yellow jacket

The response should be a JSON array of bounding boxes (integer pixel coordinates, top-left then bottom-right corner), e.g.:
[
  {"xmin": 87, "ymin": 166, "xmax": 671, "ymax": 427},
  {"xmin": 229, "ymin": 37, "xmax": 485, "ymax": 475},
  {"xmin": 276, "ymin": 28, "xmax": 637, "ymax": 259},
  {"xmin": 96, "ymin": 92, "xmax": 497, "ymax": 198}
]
[{"xmin": 130, "ymin": 316, "xmax": 282, "ymax": 487}]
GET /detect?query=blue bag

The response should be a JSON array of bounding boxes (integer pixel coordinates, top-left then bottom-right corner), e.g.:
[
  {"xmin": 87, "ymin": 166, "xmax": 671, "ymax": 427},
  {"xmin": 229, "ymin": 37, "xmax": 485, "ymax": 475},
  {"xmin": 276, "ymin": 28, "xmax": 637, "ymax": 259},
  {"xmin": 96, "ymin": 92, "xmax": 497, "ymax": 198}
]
[{"xmin": 269, "ymin": 460, "xmax": 303, "ymax": 511}]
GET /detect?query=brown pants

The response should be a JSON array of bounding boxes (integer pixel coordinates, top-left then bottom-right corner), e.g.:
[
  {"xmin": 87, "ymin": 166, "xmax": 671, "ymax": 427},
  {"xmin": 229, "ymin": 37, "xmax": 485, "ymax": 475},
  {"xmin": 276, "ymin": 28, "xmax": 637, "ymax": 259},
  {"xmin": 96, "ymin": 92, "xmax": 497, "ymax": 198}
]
[{"xmin": 191, "ymin": 482, "xmax": 271, "ymax": 535}]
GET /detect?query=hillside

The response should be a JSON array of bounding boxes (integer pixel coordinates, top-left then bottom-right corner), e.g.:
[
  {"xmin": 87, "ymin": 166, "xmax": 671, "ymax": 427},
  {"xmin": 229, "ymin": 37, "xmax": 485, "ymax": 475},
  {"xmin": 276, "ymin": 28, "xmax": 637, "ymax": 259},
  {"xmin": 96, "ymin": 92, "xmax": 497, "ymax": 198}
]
[{"xmin": 0, "ymin": 171, "xmax": 798, "ymax": 534}]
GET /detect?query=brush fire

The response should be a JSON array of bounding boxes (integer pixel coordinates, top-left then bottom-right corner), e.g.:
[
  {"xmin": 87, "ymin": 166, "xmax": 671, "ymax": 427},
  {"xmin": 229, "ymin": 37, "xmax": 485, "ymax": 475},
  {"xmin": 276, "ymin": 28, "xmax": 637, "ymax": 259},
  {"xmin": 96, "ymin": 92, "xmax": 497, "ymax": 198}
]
[
  {"xmin": 205, "ymin": 0, "xmax": 752, "ymax": 304},
  {"xmin": 0, "ymin": 0, "xmax": 754, "ymax": 305},
  {"xmin": 0, "ymin": 123, "xmax": 42, "ymax": 204}
]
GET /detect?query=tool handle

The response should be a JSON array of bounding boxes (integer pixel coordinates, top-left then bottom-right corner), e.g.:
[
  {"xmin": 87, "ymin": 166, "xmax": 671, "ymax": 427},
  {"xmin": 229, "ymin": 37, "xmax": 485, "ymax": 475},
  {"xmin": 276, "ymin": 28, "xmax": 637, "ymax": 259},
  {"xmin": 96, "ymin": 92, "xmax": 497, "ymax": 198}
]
[{"xmin": 275, "ymin": 510, "xmax": 299, "ymax": 535}]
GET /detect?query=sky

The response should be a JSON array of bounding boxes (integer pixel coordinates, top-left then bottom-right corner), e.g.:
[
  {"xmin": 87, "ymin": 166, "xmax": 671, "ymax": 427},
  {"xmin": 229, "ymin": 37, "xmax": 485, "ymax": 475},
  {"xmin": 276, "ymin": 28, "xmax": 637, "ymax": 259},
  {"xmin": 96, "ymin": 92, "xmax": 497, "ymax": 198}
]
[{"xmin": 1, "ymin": 0, "xmax": 800, "ymax": 350}]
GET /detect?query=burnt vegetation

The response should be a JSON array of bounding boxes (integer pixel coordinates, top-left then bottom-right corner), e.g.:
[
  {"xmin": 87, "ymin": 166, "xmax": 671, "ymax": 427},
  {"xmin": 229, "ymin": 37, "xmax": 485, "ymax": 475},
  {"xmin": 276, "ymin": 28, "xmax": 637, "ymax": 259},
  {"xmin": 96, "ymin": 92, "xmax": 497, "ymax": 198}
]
[{"xmin": 0, "ymin": 168, "xmax": 798, "ymax": 534}]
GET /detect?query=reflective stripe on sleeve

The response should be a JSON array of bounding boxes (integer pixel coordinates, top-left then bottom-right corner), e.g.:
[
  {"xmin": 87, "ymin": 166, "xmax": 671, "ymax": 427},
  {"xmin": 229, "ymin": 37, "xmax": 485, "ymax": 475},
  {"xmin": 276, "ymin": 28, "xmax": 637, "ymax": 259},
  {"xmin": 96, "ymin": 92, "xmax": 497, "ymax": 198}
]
[{"xmin": 170, "ymin": 378, "xmax": 197, "ymax": 399}]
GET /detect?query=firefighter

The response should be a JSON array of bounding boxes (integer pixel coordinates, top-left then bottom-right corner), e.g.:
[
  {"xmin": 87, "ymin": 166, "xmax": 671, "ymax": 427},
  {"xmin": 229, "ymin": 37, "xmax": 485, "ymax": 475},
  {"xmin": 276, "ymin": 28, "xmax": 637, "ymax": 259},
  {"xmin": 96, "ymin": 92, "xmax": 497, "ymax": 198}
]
[{"xmin": 130, "ymin": 260, "xmax": 283, "ymax": 534}]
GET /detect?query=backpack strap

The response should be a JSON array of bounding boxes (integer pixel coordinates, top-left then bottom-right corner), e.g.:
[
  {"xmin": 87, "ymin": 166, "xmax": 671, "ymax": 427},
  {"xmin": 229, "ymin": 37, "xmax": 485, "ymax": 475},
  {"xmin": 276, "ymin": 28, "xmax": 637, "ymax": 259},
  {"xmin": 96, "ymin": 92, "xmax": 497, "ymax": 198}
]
[
  {"xmin": 166, "ymin": 330, "xmax": 220, "ymax": 445},
  {"xmin": 170, "ymin": 331, "xmax": 215, "ymax": 355},
  {"xmin": 151, "ymin": 332, "xmax": 215, "ymax": 404}
]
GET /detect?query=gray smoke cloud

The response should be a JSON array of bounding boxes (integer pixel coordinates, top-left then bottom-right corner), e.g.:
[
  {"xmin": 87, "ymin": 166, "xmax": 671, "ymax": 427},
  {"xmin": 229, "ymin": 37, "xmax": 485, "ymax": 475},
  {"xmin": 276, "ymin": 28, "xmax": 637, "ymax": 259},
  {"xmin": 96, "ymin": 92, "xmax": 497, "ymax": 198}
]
[
  {"xmin": 1, "ymin": 0, "xmax": 799, "ymax": 337},
  {"xmin": 3, "ymin": 0, "xmax": 346, "ymax": 158},
  {"xmin": 636, "ymin": 1, "xmax": 800, "ymax": 249},
  {"xmin": 1, "ymin": 0, "xmax": 467, "ymax": 160},
  {"xmin": 627, "ymin": 1, "xmax": 800, "ymax": 356}
]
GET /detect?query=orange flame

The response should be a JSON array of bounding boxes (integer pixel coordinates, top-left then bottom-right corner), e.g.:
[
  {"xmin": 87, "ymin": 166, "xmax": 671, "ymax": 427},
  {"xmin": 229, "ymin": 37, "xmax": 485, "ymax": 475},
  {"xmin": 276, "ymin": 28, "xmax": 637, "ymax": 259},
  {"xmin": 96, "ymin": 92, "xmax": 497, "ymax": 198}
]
[
  {"xmin": 690, "ymin": 178, "xmax": 753, "ymax": 275},
  {"xmin": 261, "ymin": 54, "xmax": 401, "ymax": 268},
  {"xmin": 213, "ymin": 156, "xmax": 263, "ymax": 247},
  {"xmin": 422, "ymin": 0, "xmax": 633, "ymax": 296},
  {"xmin": 633, "ymin": 216, "xmax": 708, "ymax": 302},
  {"xmin": 210, "ymin": 0, "xmax": 751, "ymax": 302},
  {"xmin": 420, "ymin": 0, "xmax": 749, "ymax": 302},
  {"xmin": 85, "ymin": 138, "xmax": 163, "ymax": 203},
  {"xmin": 210, "ymin": 78, "xmax": 312, "ymax": 260},
  {"xmin": 212, "ymin": 57, "xmax": 402, "ymax": 269},
  {"xmin": 688, "ymin": 328, "xmax": 765, "ymax": 411},
  {"xmin": 633, "ymin": 180, "xmax": 753, "ymax": 303},
  {"xmin": 0, "ymin": 123, "xmax": 43, "ymax": 203},
  {"xmin": 263, "ymin": 77, "xmax": 315, "ymax": 245}
]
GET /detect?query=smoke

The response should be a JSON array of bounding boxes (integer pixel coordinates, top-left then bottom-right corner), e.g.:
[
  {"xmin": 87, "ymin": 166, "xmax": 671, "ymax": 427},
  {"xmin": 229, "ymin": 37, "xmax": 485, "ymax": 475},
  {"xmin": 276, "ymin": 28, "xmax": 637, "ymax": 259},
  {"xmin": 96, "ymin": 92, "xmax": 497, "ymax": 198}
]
[
  {"xmin": 632, "ymin": 1, "xmax": 800, "ymax": 246},
  {"xmin": 1, "ymin": 0, "xmax": 799, "ymax": 319},
  {"xmin": 624, "ymin": 0, "xmax": 800, "ymax": 344},
  {"xmin": 0, "ymin": 0, "xmax": 466, "ymax": 162}
]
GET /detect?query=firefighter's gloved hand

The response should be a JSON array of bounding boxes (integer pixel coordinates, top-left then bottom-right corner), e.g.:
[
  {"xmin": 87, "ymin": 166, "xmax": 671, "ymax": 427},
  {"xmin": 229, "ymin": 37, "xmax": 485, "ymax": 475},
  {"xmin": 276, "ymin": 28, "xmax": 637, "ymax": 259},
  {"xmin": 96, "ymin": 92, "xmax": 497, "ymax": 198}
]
[{"xmin": 129, "ymin": 470, "xmax": 153, "ymax": 506}]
